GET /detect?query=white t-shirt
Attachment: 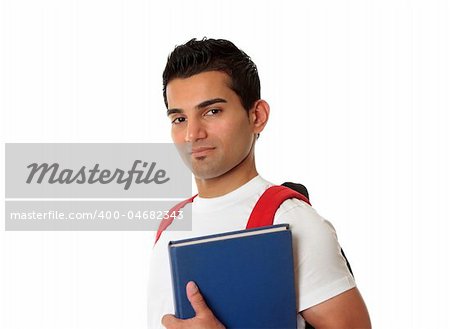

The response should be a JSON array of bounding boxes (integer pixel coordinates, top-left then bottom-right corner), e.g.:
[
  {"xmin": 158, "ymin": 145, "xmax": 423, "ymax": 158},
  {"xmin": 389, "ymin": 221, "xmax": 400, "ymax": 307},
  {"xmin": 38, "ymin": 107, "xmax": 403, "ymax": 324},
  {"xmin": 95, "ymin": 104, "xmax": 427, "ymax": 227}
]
[{"xmin": 147, "ymin": 176, "xmax": 356, "ymax": 329}]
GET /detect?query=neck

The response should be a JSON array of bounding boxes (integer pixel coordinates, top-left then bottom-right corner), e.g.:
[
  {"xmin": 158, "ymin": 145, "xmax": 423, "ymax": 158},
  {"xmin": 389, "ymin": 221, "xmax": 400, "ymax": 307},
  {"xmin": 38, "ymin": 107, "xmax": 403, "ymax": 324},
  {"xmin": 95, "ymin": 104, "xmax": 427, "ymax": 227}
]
[{"xmin": 195, "ymin": 153, "xmax": 258, "ymax": 198}]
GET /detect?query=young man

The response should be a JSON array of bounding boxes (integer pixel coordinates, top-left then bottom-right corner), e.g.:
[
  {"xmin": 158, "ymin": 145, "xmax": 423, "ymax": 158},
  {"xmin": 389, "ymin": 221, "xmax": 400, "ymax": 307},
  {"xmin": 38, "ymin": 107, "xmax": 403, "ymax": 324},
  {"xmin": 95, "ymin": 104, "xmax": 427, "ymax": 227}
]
[{"xmin": 148, "ymin": 38, "xmax": 371, "ymax": 329}]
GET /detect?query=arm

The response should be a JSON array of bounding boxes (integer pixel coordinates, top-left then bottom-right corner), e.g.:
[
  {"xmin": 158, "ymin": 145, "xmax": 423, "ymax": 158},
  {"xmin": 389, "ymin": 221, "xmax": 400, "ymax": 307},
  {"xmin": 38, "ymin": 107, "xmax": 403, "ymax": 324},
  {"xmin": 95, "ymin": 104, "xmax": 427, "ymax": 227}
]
[
  {"xmin": 273, "ymin": 200, "xmax": 370, "ymax": 328},
  {"xmin": 301, "ymin": 287, "xmax": 371, "ymax": 329}
]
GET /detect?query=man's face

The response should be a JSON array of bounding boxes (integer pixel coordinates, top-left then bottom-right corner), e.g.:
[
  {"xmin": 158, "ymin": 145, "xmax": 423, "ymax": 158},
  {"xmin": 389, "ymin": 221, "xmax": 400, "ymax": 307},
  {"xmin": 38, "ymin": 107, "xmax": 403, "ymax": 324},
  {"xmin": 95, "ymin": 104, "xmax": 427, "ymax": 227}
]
[{"xmin": 166, "ymin": 71, "xmax": 256, "ymax": 180}]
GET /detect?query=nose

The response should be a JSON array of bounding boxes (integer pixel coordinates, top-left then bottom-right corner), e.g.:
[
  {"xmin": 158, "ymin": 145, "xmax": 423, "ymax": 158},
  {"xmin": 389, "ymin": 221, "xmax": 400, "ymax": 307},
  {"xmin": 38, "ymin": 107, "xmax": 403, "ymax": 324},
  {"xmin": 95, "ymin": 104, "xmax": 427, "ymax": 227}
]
[{"xmin": 185, "ymin": 118, "xmax": 207, "ymax": 143}]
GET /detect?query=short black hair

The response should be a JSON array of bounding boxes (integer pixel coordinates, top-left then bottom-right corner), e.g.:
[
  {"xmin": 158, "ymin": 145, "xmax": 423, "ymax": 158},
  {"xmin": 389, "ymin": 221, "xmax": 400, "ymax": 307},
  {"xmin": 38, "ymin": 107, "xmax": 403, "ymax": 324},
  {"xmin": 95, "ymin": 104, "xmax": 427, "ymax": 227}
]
[{"xmin": 162, "ymin": 38, "xmax": 260, "ymax": 111}]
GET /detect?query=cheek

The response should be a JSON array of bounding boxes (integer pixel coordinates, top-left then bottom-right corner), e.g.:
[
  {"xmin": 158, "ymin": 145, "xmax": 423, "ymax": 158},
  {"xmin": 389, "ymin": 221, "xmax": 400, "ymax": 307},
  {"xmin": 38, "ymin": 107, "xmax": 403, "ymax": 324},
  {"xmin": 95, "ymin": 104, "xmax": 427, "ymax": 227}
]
[
  {"xmin": 171, "ymin": 127, "xmax": 184, "ymax": 143},
  {"xmin": 218, "ymin": 119, "xmax": 253, "ymax": 148},
  {"xmin": 223, "ymin": 112, "xmax": 251, "ymax": 133},
  {"xmin": 233, "ymin": 116, "xmax": 253, "ymax": 137}
]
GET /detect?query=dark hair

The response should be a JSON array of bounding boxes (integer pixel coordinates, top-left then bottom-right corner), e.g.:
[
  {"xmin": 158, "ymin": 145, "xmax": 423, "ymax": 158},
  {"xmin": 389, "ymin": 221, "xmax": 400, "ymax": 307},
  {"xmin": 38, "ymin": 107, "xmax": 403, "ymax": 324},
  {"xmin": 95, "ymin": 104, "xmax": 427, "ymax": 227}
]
[{"xmin": 162, "ymin": 38, "xmax": 260, "ymax": 111}]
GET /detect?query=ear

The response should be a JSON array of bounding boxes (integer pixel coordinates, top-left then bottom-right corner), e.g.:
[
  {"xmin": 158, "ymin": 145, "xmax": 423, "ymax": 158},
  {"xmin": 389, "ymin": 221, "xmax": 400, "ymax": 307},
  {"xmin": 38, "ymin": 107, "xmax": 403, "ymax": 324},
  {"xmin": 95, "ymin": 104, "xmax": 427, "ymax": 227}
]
[{"xmin": 250, "ymin": 99, "xmax": 270, "ymax": 135}]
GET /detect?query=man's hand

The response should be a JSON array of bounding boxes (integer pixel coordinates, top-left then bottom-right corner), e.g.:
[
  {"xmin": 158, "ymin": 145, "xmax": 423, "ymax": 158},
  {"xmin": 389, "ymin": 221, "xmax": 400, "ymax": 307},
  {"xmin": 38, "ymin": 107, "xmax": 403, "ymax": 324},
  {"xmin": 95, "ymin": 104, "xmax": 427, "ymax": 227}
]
[{"xmin": 161, "ymin": 281, "xmax": 226, "ymax": 329}]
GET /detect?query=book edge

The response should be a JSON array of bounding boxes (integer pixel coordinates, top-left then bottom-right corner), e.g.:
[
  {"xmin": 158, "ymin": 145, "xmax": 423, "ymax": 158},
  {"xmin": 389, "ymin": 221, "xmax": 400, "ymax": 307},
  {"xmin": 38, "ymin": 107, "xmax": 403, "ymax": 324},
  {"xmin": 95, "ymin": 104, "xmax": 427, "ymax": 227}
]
[{"xmin": 169, "ymin": 224, "xmax": 289, "ymax": 247}]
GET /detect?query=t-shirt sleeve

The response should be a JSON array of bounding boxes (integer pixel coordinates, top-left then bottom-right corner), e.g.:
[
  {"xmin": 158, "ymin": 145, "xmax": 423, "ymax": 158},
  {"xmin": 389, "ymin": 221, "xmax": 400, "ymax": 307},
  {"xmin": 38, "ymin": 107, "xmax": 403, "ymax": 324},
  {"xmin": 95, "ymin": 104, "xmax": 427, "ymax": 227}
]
[{"xmin": 273, "ymin": 199, "xmax": 356, "ymax": 311}]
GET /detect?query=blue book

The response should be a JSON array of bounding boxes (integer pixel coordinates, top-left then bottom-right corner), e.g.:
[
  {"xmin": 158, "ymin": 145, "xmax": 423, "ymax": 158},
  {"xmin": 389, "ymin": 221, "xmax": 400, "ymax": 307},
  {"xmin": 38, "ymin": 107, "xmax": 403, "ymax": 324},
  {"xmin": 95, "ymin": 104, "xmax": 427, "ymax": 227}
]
[{"xmin": 168, "ymin": 224, "xmax": 297, "ymax": 328}]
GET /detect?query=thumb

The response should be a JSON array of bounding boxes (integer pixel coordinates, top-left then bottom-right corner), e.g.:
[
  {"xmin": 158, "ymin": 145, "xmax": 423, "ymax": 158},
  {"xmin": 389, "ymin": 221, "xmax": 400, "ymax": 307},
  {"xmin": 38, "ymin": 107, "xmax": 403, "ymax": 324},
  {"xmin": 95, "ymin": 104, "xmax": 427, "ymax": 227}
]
[
  {"xmin": 186, "ymin": 281, "xmax": 212, "ymax": 317},
  {"xmin": 161, "ymin": 314, "xmax": 184, "ymax": 328}
]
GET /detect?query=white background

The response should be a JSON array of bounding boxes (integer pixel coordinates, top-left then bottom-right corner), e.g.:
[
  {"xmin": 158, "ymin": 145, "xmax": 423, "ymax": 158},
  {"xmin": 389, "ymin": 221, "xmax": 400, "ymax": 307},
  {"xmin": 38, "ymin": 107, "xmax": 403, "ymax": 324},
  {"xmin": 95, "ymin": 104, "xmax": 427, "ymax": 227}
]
[{"xmin": 1, "ymin": 0, "xmax": 449, "ymax": 328}]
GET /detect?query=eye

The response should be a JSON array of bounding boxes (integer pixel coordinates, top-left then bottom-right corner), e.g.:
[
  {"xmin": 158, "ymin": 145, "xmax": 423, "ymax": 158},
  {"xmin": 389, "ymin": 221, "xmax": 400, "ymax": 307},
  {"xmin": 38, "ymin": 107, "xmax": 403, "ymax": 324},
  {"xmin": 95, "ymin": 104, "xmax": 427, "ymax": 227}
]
[
  {"xmin": 204, "ymin": 108, "xmax": 221, "ymax": 116},
  {"xmin": 171, "ymin": 116, "xmax": 186, "ymax": 125}
]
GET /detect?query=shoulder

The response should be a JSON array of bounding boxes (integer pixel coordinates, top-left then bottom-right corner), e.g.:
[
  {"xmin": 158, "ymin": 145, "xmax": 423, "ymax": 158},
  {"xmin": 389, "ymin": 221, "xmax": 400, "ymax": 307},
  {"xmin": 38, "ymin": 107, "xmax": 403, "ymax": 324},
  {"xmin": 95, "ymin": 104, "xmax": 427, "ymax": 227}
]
[
  {"xmin": 274, "ymin": 198, "xmax": 337, "ymax": 237},
  {"xmin": 274, "ymin": 199, "xmax": 340, "ymax": 256},
  {"xmin": 274, "ymin": 198, "xmax": 356, "ymax": 311}
]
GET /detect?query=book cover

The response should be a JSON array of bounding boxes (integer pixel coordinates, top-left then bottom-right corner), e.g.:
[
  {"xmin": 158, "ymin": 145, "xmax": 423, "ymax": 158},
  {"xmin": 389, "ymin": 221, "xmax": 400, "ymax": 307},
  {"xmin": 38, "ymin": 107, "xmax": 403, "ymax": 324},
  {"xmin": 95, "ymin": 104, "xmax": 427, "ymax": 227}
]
[{"xmin": 168, "ymin": 224, "xmax": 297, "ymax": 328}]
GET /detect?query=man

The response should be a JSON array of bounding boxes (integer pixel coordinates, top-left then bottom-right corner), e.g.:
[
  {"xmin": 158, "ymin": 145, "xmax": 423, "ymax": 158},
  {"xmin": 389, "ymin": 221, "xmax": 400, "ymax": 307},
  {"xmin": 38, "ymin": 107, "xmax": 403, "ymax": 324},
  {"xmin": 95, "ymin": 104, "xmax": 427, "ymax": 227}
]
[{"xmin": 148, "ymin": 38, "xmax": 371, "ymax": 329}]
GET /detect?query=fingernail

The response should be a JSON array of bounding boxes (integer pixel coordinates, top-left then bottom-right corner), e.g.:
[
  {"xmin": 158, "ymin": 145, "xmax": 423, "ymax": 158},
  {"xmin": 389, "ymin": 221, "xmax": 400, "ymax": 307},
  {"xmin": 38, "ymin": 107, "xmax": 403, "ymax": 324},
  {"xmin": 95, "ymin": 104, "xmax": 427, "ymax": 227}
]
[{"xmin": 187, "ymin": 281, "xmax": 198, "ymax": 294}]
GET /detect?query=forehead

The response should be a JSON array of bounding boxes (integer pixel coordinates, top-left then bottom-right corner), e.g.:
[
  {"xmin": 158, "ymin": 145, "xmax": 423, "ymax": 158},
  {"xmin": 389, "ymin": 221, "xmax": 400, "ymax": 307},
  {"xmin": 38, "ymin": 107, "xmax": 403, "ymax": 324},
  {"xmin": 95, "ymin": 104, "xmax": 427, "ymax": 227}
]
[{"xmin": 166, "ymin": 71, "xmax": 237, "ymax": 109}]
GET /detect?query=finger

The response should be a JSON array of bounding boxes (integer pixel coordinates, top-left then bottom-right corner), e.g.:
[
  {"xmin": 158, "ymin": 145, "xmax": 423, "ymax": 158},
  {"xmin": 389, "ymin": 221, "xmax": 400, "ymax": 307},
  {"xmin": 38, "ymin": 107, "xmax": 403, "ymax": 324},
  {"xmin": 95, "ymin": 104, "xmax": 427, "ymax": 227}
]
[
  {"xmin": 161, "ymin": 314, "xmax": 184, "ymax": 329},
  {"xmin": 186, "ymin": 281, "xmax": 212, "ymax": 316}
]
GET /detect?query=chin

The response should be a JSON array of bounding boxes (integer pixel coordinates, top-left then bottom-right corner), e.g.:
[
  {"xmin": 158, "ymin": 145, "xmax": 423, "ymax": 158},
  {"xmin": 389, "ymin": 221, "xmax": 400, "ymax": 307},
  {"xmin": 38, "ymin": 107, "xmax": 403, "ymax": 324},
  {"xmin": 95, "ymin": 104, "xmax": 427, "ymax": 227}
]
[{"xmin": 192, "ymin": 166, "xmax": 223, "ymax": 180}]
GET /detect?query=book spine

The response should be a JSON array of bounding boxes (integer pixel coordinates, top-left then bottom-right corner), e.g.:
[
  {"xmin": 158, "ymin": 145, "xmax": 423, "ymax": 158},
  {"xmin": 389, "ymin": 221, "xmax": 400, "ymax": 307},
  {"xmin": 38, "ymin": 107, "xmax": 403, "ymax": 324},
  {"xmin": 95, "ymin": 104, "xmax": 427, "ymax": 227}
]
[{"xmin": 168, "ymin": 248, "xmax": 184, "ymax": 318}]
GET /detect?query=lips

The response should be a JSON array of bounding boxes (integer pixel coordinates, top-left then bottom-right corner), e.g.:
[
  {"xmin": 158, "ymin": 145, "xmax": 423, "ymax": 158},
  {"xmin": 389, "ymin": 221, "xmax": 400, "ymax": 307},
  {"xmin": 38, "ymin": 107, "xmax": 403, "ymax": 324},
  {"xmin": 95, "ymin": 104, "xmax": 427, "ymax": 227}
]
[{"xmin": 191, "ymin": 147, "xmax": 215, "ymax": 157}]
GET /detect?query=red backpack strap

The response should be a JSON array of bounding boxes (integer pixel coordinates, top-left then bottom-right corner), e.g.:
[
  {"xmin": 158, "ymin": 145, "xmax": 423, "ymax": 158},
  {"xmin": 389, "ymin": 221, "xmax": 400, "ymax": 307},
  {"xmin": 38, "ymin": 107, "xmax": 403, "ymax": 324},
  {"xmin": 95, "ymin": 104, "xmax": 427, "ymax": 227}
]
[
  {"xmin": 246, "ymin": 185, "xmax": 311, "ymax": 229},
  {"xmin": 154, "ymin": 195, "xmax": 197, "ymax": 246}
]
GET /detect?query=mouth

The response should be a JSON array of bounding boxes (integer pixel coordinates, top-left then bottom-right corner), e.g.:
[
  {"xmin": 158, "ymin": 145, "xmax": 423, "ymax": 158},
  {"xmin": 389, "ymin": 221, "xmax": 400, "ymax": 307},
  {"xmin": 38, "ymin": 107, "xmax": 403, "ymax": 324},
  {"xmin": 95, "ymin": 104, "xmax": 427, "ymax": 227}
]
[{"xmin": 190, "ymin": 147, "xmax": 215, "ymax": 157}]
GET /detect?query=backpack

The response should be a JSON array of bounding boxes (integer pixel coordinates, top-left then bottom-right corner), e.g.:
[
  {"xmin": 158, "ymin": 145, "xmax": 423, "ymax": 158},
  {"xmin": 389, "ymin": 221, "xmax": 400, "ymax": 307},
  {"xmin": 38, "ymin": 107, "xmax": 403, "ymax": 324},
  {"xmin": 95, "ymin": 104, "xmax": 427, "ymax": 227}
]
[
  {"xmin": 154, "ymin": 182, "xmax": 311, "ymax": 245},
  {"xmin": 154, "ymin": 182, "xmax": 354, "ymax": 329}
]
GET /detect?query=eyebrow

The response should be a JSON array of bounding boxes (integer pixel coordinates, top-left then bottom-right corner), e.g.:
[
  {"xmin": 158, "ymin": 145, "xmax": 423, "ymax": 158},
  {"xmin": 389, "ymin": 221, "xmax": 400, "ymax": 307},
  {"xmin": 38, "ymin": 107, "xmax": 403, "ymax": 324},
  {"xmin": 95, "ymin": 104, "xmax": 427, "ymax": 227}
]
[{"xmin": 166, "ymin": 98, "xmax": 227, "ymax": 116}]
